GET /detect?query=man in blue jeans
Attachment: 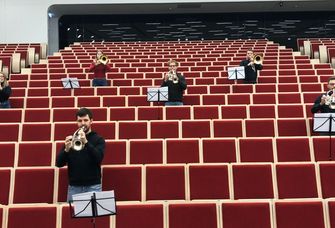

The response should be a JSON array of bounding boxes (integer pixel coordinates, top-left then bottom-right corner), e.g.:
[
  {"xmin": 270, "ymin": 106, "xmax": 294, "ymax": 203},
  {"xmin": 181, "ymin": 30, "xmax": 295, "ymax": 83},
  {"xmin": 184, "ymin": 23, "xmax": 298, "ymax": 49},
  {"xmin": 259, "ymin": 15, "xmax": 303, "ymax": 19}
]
[
  {"xmin": 56, "ymin": 108, "xmax": 106, "ymax": 202},
  {"xmin": 161, "ymin": 59, "xmax": 187, "ymax": 106}
]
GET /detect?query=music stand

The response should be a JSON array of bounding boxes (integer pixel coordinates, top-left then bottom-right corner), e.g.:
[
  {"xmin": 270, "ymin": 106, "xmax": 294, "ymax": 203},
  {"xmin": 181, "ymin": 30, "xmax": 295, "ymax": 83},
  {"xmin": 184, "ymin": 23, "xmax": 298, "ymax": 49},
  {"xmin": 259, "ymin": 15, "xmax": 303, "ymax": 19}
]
[
  {"xmin": 61, "ymin": 77, "xmax": 80, "ymax": 89},
  {"xmin": 69, "ymin": 190, "xmax": 116, "ymax": 228},
  {"xmin": 313, "ymin": 113, "xmax": 335, "ymax": 160},
  {"xmin": 147, "ymin": 87, "xmax": 169, "ymax": 102},
  {"xmin": 227, "ymin": 66, "xmax": 245, "ymax": 80}
]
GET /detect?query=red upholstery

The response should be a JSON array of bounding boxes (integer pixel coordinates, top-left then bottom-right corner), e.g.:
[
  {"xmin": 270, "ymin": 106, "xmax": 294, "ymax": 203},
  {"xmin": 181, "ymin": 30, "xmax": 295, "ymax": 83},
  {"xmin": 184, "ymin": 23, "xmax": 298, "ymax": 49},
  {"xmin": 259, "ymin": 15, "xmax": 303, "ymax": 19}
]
[
  {"xmin": 17, "ymin": 142, "xmax": 52, "ymax": 166},
  {"xmin": 103, "ymin": 140, "xmax": 127, "ymax": 165},
  {"xmin": 0, "ymin": 169, "xmax": 11, "ymax": 204},
  {"xmin": 276, "ymin": 138, "xmax": 311, "ymax": 162},
  {"xmin": 239, "ymin": 138, "xmax": 274, "ymax": 162},
  {"xmin": 202, "ymin": 139, "xmax": 236, "ymax": 163},
  {"xmin": 130, "ymin": 140, "xmax": 163, "ymax": 164},
  {"xmin": 319, "ymin": 163, "xmax": 335, "ymax": 198},
  {"xmin": 167, "ymin": 139, "xmax": 199, "ymax": 163}
]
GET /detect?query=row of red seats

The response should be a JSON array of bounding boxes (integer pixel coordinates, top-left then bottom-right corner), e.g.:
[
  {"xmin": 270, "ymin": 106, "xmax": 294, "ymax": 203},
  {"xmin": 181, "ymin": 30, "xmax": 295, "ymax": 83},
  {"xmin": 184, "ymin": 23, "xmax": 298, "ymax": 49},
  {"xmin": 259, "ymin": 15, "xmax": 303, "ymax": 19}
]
[
  {"xmin": 2, "ymin": 199, "xmax": 333, "ymax": 228},
  {"xmin": 1, "ymin": 162, "xmax": 335, "ymax": 205},
  {"xmin": 0, "ymin": 118, "xmax": 315, "ymax": 142},
  {"xmin": 7, "ymin": 93, "xmax": 322, "ymax": 109},
  {"xmin": 0, "ymin": 137, "xmax": 333, "ymax": 168},
  {"xmin": 0, "ymin": 105, "xmax": 316, "ymax": 123}
]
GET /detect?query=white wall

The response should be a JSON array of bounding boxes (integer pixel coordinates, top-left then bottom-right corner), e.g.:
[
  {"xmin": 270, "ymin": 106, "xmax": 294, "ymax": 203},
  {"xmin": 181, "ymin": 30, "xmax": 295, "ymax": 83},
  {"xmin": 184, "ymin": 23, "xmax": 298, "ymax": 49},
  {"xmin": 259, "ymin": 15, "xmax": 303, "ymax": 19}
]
[{"xmin": 0, "ymin": 0, "xmax": 326, "ymax": 45}]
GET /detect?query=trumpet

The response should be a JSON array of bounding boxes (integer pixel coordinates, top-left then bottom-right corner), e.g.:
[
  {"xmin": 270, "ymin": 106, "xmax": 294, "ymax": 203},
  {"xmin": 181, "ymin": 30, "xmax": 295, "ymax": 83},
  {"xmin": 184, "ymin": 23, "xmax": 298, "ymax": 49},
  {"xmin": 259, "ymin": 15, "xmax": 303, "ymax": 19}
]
[
  {"xmin": 325, "ymin": 89, "xmax": 335, "ymax": 109},
  {"xmin": 252, "ymin": 54, "xmax": 263, "ymax": 65},
  {"xmin": 99, "ymin": 55, "xmax": 109, "ymax": 65},
  {"xmin": 72, "ymin": 126, "xmax": 86, "ymax": 151},
  {"xmin": 167, "ymin": 70, "xmax": 179, "ymax": 84}
]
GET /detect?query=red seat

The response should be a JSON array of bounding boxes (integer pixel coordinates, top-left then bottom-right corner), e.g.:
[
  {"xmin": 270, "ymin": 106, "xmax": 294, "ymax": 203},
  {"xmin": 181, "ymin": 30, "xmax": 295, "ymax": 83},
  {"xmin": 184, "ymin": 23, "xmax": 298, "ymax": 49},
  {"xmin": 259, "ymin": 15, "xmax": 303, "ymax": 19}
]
[
  {"xmin": 52, "ymin": 97, "xmax": 75, "ymax": 108},
  {"xmin": 227, "ymin": 94, "xmax": 251, "ymax": 105},
  {"xmin": 312, "ymin": 137, "xmax": 334, "ymax": 161},
  {"xmin": 232, "ymin": 84, "xmax": 253, "ymax": 93},
  {"xmin": 183, "ymin": 94, "xmax": 201, "ymax": 105},
  {"xmin": 277, "ymin": 93, "xmax": 302, "ymax": 104},
  {"xmin": 0, "ymin": 109, "xmax": 22, "ymax": 122},
  {"xmin": 18, "ymin": 142, "xmax": 52, "ymax": 166},
  {"xmin": 221, "ymin": 202, "xmax": 272, "ymax": 228},
  {"xmin": 0, "ymin": 143, "xmax": 15, "ymax": 167},
  {"xmin": 202, "ymin": 94, "xmax": 226, "ymax": 105},
  {"xmin": 0, "ymin": 169, "xmax": 11, "ymax": 204},
  {"xmin": 166, "ymin": 139, "xmax": 199, "ymax": 163},
  {"xmin": 26, "ymin": 97, "xmax": 50, "ymax": 108},
  {"xmin": 150, "ymin": 121, "xmax": 179, "ymax": 138},
  {"xmin": 319, "ymin": 163, "xmax": 335, "ymax": 198},
  {"xmin": 119, "ymin": 121, "xmax": 147, "ymax": 139},
  {"xmin": 128, "ymin": 96, "xmax": 150, "ymax": 107},
  {"xmin": 138, "ymin": 107, "xmax": 163, "ymax": 120},
  {"xmin": 249, "ymin": 105, "xmax": 276, "ymax": 118},
  {"xmin": 182, "ymin": 120, "xmax": 211, "ymax": 138},
  {"xmin": 252, "ymin": 93, "xmax": 276, "ymax": 104},
  {"xmin": 103, "ymin": 140, "xmax": 127, "ymax": 165},
  {"xmin": 276, "ymin": 138, "xmax": 311, "ymax": 162},
  {"xmin": 276, "ymin": 163, "xmax": 319, "ymax": 199},
  {"xmin": 165, "ymin": 106, "xmax": 191, "ymax": 120},
  {"xmin": 110, "ymin": 107, "xmax": 135, "ymax": 121},
  {"xmin": 329, "ymin": 201, "xmax": 335, "ymax": 228},
  {"xmin": 21, "ymin": 123, "xmax": 51, "ymax": 141},
  {"xmin": 189, "ymin": 164, "xmax": 229, "ymax": 200},
  {"xmin": 146, "ymin": 165, "xmax": 185, "ymax": 200},
  {"xmin": 7, "ymin": 206, "xmax": 57, "ymax": 228},
  {"xmin": 221, "ymin": 105, "xmax": 247, "ymax": 119},
  {"xmin": 277, "ymin": 119, "xmax": 307, "ymax": 136},
  {"xmin": 277, "ymin": 104, "xmax": 305, "ymax": 118},
  {"xmin": 213, "ymin": 120, "xmax": 243, "ymax": 137},
  {"xmin": 232, "ymin": 164, "xmax": 274, "ymax": 199},
  {"xmin": 239, "ymin": 138, "xmax": 274, "ymax": 162},
  {"xmin": 202, "ymin": 139, "xmax": 237, "ymax": 163},
  {"xmin": 24, "ymin": 109, "xmax": 50, "ymax": 122},
  {"xmin": 130, "ymin": 140, "xmax": 163, "ymax": 164},
  {"xmin": 275, "ymin": 201, "xmax": 325, "ymax": 228},
  {"xmin": 102, "ymin": 166, "xmax": 142, "ymax": 201},
  {"xmin": 245, "ymin": 119, "xmax": 275, "ymax": 137},
  {"xmin": 13, "ymin": 168, "xmax": 55, "ymax": 203},
  {"xmin": 115, "ymin": 204, "xmax": 164, "ymax": 228},
  {"xmin": 193, "ymin": 106, "xmax": 219, "ymax": 119},
  {"xmin": 102, "ymin": 96, "xmax": 126, "ymax": 107}
]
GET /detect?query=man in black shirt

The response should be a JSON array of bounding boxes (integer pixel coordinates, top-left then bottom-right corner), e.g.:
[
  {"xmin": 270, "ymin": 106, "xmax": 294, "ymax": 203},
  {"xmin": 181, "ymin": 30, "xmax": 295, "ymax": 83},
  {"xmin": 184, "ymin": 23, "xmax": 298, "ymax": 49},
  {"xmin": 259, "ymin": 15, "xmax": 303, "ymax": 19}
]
[
  {"xmin": 161, "ymin": 59, "xmax": 187, "ymax": 106},
  {"xmin": 0, "ymin": 72, "xmax": 11, "ymax": 108},
  {"xmin": 312, "ymin": 76, "xmax": 335, "ymax": 113},
  {"xmin": 240, "ymin": 50, "xmax": 263, "ymax": 84},
  {"xmin": 56, "ymin": 108, "xmax": 105, "ymax": 201}
]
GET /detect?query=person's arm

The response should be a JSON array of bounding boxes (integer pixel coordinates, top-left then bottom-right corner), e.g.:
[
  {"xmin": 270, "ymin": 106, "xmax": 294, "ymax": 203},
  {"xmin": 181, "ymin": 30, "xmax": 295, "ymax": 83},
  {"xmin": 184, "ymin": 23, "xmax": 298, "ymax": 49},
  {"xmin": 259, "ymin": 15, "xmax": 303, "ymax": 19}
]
[
  {"xmin": 88, "ymin": 62, "xmax": 96, "ymax": 72},
  {"xmin": 311, "ymin": 95, "xmax": 324, "ymax": 113},
  {"xmin": 56, "ymin": 147, "xmax": 69, "ymax": 167},
  {"xmin": 86, "ymin": 137, "xmax": 105, "ymax": 164},
  {"xmin": 0, "ymin": 86, "xmax": 11, "ymax": 100},
  {"xmin": 105, "ymin": 64, "xmax": 112, "ymax": 72},
  {"xmin": 178, "ymin": 74, "xmax": 187, "ymax": 90},
  {"xmin": 255, "ymin": 63, "xmax": 263, "ymax": 71},
  {"xmin": 240, "ymin": 60, "xmax": 247, "ymax": 67}
]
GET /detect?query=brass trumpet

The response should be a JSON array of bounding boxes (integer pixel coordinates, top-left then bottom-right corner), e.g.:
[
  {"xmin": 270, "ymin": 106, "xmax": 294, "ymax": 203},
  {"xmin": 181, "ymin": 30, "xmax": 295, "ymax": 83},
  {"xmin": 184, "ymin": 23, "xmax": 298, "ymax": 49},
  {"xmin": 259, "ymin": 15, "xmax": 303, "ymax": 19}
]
[
  {"xmin": 167, "ymin": 70, "xmax": 179, "ymax": 84},
  {"xmin": 253, "ymin": 54, "xmax": 263, "ymax": 65},
  {"xmin": 72, "ymin": 126, "xmax": 86, "ymax": 151},
  {"xmin": 325, "ymin": 89, "xmax": 335, "ymax": 109},
  {"xmin": 99, "ymin": 55, "xmax": 109, "ymax": 65}
]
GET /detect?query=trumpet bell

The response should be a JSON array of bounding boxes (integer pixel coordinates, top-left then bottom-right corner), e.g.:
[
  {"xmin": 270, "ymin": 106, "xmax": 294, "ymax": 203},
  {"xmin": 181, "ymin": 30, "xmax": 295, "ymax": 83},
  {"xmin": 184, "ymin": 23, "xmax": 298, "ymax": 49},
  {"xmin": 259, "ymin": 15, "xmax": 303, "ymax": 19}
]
[
  {"xmin": 99, "ymin": 55, "xmax": 109, "ymax": 65},
  {"xmin": 254, "ymin": 54, "xmax": 263, "ymax": 65},
  {"xmin": 71, "ymin": 126, "xmax": 86, "ymax": 151}
]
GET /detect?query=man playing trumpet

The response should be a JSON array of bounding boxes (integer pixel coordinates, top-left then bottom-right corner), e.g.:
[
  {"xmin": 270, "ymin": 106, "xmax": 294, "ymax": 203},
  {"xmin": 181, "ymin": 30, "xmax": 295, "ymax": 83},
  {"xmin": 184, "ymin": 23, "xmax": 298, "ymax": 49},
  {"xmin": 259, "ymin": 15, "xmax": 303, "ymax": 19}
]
[
  {"xmin": 0, "ymin": 72, "xmax": 11, "ymax": 108},
  {"xmin": 88, "ymin": 50, "xmax": 112, "ymax": 86},
  {"xmin": 312, "ymin": 76, "xmax": 335, "ymax": 113},
  {"xmin": 56, "ymin": 108, "xmax": 106, "ymax": 202},
  {"xmin": 240, "ymin": 49, "xmax": 263, "ymax": 84},
  {"xmin": 161, "ymin": 59, "xmax": 187, "ymax": 106}
]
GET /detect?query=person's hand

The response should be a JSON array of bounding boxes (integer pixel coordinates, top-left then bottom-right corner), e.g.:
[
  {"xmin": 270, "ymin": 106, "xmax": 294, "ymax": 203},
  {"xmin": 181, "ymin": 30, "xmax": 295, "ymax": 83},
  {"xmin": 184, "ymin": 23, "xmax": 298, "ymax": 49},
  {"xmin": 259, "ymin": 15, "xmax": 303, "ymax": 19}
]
[
  {"xmin": 321, "ymin": 95, "xmax": 327, "ymax": 105},
  {"xmin": 64, "ymin": 136, "xmax": 73, "ymax": 152},
  {"xmin": 94, "ymin": 60, "xmax": 101, "ymax": 65},
  {"xmin": 164, "ymin": 73, "xmax": 169, "ymax": 81},
  {"xmin": 78, "ymin": 128, "xmax": 88, "ymax": 145}
]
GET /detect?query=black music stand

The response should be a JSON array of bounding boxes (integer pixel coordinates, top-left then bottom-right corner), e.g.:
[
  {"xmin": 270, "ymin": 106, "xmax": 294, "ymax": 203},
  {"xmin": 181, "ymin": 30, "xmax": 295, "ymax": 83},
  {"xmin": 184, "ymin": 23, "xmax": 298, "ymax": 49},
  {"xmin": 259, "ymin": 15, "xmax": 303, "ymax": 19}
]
[
  {"xmin": 147, "ymin": 87, "xmax": 169, "ymax": 102},
  {"xmin": 61, "ymin": 77, "xmax": 80, "ymax": 89},
  {"xmin": 313, "ymin": 113, "xmax": 335, "ymax": 160},
  {"xmin": 227, "ymin": 66, "xmax": 245, "ymax": 80},
  {"xmin": 69, "ymin": 191, "xmax": 116, "ymax": 228}
]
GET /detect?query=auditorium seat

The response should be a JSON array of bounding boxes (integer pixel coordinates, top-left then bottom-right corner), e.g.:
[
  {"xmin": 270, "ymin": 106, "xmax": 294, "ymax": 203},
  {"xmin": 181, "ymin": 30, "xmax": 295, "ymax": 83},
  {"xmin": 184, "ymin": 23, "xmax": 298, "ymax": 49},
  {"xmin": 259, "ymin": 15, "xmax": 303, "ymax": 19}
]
[
  {"xmin": 169, "ymin": 203, "xmax": 218, "ymax": 228},
  {"xmin": 277, "ymin": 104, "xmax": 305, "ymax": 118},
  {"xmin": 277, "ymin": 119, "xmax": 308, "ymax": 136},
  {"xmin": 318, "ymin": 162, "xmax": 335, "ymax": 198},
  {"xmin": 312, "ymin": 137, "xmax": 334, "ymax": 161},
  {"xmin": 128, "ymin": 95, "xmax": 150, "ymax": 107},
  {"xmin": 221, "ymin": 105, "xmax": 247, "ymax": 119},
  {"xmin": 221, "ymin": 202, "xmax": 272, "ymax": 228},
  {"xmin": 13, "ymin": 168, "xmax": 55, "ymax": 203},
  {"xmin": 130, "ymin": 140, "xmax": 163, "ymax": 164},
  {"xmin": 61, "ymin": 205, "xmax": 110, "ymax": 228},
  {"xmin": 328, "ymin": 200, "xmax": 335, "ymax": 228},
  {"xmin": 166, "ymin": 139, "xmax": 199, "ymax": 163},
  {"xmin": 110, "ymin": 107, "xmax": 136, "ymax": 121},
  {"xmin": 249, "ymin": 105, "xmax": 276, "ymax": 118},
  {"xmin": 51, "ymin": 97, "xmax": 75, "ymax": 108},
  {"xmin": 115, "ymin": 204, "xmax": 164, "ymax": 228},
  {"xmin": 21, "ymin": 123, "xmax": 51, "ymax": 141},
  {"xmin": 193, "ymin": 106, "xmax": 219, "ymax": 119},
  {"xmin": 24, "ymin": 109, "xmax": 51, "ymax": 122},
  {"xmin": 7, "ymin": 206, "xmax": 57, "ymax": 228},
  {"xmin": 0, "ymin": 168, "xmax": 11, "ymax": 204},
  {"xmin": 202, "ymin": 138, "xmax": 236, "ymax": 163},
  {"xmin": 119, "ymin": 121, "xmax": 147, "ymax": 139},
  {"xmin": 166, "ymin": 106, "xmax": 191, "ymax": 120},
  {"xmin": 102, "ymin": 140, "xmax": 127, "ymax": 165},
  {"xmin": 274, "ymin": 201, "xmax": 326, "ymax": 228},
  {"xmin": 138, "ymin": 107, "xmax": 163, "ymax": 120},
  {"xmin": 150, "ymin": 120, "xmax": 179, "ymax": 138},
  {"xmin": 183, "ymin": 94, "xmax": 201, "ymax": 105},
  {"xmin": 277, "ymin": 93, "xmax": 301, "ymax": 104},
  {"xmin": 189, "ymin": 164, "xmax": 230, "ymax": 200},
  {"xmin": 26, "ymin": 97, "xmax": 50, "ymax": 108},
  {"xmin": 275, "ymin": 163, "xmax": 319, "ymax": 199},
  {"xmin": 77, "ymin": 96, "xmax": 101, "ymax": 107},
  {"xmin": 276, "ymin": 137, "xmax": 311, "ymax": 162},
  {"xmin": 227, "ymin": 94, "xmax": 251, "ymax": 105},
  {"xmin": 17, "ymin": 142, "xmax": 53, "ymax": 166},
  {"xmin": 239, "ymin": 138, "xmax": 274, "ymax": 162},
  {"xmin": 0, "ymin": 143, "xmax": 15, "ymax": 167},
  {"xmin": 245, "ymin": 119, "xmax": 275, "ymax": 137},
  {"xmin": 232, "ymin": 164, "xmax": 274, "ymax": 199},
  {"xmin": 146, "ymin": 165, "xmax": 185, "ymax": 200},
  {"xmin": 213, "ymin": 120, "xmax": 243, "ymax": 137},
  {"xmin": 102, "ymin": 166, "xmax": 142, "ymax": 201},
  {"xmin": 102, "ymin": 96, "xmax": 126, "ymax": 107},
  {"xmin": 202, "ymin": 94, "xmax": 226, "ymax": 105},
  {"xmin": 252, "ymin": 93, "xmax": 276, "ymax": 104},
  {"xmin": 181, "ymin": 120, "xmax": 211, "ymax": 138},
  {"xmin": 0, "ymin": 109, "xmax": 22, "ymax": 122}
]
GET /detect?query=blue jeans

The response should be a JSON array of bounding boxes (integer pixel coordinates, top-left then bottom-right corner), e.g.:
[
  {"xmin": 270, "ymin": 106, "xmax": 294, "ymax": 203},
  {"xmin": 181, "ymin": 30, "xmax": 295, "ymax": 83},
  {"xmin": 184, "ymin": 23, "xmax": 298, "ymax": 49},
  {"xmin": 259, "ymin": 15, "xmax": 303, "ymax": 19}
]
[
  {"xmin": 0, "ymin": 100, "xmax": 11, "ymax": 108},
  {"xmin": 165, "ymin": 101, "xmax": 183, "ymax": 106},
  {"xmin": 67, "ymin": 184, "xmax": 102, "ymax": 202},
  {"xmin": 92, "ymin": 78, "xmax": 108, "ymax": 86}
]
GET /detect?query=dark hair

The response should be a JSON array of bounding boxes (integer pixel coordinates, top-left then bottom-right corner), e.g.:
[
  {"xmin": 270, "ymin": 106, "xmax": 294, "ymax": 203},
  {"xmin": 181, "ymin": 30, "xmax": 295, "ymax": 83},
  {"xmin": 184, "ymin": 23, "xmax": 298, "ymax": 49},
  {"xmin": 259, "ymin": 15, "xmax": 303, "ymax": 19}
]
[
  {"xmin": 76, "ymin": 108, "xmax": 93, "ymax": 119},
  {"xmin": 328, "ymin": 76, "xmax": 335, "ymax": 83}
]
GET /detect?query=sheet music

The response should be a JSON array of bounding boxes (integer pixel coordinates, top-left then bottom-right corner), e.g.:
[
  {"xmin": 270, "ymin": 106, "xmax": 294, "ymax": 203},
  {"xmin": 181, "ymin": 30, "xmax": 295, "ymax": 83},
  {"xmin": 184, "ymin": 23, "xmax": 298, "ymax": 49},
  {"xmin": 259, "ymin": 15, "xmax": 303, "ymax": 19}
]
[
  {"xmin": 95, "ymin": 191, "xmax": 116, "ymax": 216},
  {"xmin": 72, "ymin": 192, "xmax": 94, "ymax": 217},
  {"xmin": 227, "ymin": 66, "xmax": 245, "ymax": 80},
  {"xmin": 147, "ymin": 87, "xmax": 168, "ymax": 102},
  {"xmin": 313, "ymin": 113, "xmax": 335, "ymax": 132}
]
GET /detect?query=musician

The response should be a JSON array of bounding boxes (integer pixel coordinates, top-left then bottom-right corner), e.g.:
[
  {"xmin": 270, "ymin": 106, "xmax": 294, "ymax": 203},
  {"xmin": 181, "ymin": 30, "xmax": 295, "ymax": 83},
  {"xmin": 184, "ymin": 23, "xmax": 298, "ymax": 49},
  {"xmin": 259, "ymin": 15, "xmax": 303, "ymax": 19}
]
[
  {"xmin": 311, "ymin": 76, "xmax": 335, "ymax": 113},
  {"xmin": 88, "ymin": 50, "xmax": 112, "ymax": 86},
  {"xmin": 240, "ymin": 50, "xmax": 263, "ymax": 84},
  {"xmin": 56, "ymin": 108, "xmax": 105, "ymax": 202},
  {"xmin": 0, "ymin": 72, "xmax": 11, "ymax": 108},
  {"xmin": 161, "ymin": 60, "xmax": 187, "ymax": 106}
]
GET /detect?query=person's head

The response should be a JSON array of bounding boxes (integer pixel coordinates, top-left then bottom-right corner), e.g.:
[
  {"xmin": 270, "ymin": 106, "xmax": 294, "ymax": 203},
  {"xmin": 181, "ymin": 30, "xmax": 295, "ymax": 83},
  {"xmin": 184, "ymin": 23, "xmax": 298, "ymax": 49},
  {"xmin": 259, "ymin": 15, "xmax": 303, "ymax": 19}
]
[
  {"xmin": 327, "ymin": 76, "xmax": 335, "ymax": 90},
  {"xmin": 246, "ymin": 50, "xmax": 254, "ymax": 60},
  {"xmin": 0, "ymin": 72, "xmax": 8, "ymax": 87},
  {"xmin": 96, "ymin": 50, "xmax": 104, "ymax": 60},
  {"xmin": 168, "ymin": 59, "xmax": 179, "ymax": 72},
  {"xmin": 76, "ymin": 108, "xmax": 93, "ymax": 132}
]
